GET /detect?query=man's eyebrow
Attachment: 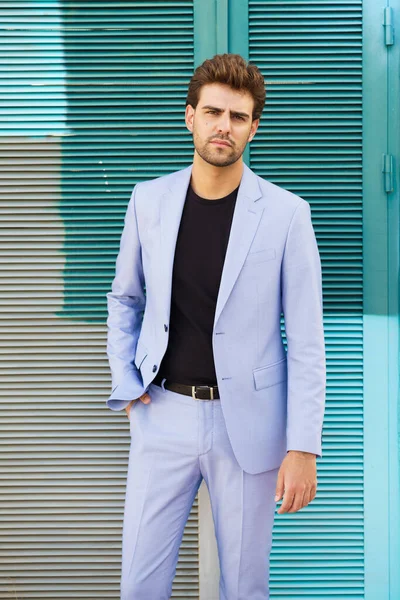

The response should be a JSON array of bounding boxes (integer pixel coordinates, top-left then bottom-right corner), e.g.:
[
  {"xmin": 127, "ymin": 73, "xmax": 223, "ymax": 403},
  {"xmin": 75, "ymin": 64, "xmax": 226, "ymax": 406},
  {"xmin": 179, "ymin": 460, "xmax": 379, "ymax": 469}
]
[{"xmin": 201, "ymin": 105, "xmax": 250, "ymax": 119}]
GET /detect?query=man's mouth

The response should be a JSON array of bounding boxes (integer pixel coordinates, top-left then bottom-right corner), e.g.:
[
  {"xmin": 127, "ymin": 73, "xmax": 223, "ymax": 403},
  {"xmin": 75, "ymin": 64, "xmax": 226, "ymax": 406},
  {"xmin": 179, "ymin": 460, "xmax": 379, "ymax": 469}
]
[{"xmin": 211, "ymin": 140, "xmax": 231, "ymax": 147}]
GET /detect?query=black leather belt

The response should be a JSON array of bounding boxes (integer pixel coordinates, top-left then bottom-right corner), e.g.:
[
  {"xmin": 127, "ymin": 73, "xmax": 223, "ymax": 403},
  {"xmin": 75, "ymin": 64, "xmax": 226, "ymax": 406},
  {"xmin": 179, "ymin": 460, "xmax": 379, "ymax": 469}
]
[{"xmin": 153, "ymin": 373, "xmax": 220, "ymax": 400}]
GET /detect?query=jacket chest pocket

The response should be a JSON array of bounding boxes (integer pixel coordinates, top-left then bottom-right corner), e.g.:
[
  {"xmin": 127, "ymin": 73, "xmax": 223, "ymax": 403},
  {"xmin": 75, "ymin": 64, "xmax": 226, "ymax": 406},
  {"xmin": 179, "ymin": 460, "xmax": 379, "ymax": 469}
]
[{"xmin": 243, "ymin": 246, "xmax": 276, "ymax": 266}]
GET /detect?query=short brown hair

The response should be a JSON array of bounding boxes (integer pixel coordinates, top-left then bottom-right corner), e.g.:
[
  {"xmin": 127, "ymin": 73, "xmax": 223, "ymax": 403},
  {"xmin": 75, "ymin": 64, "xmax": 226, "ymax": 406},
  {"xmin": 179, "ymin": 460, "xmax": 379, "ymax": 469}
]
[{"xmin": 185, "ymin": 53, "xmax": 266, "ymax": 121}]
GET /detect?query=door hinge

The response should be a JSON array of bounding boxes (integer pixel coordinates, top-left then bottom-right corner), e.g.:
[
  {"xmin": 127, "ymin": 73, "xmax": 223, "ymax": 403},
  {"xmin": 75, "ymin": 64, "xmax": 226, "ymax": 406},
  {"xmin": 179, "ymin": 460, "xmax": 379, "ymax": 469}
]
[
  {"xmin": 382, "ymin": 154, "xmax": 394, "ymax": 193},
  {"xmin": 384, "ymin": 7, "xmax": 394, "ymax": 46}
]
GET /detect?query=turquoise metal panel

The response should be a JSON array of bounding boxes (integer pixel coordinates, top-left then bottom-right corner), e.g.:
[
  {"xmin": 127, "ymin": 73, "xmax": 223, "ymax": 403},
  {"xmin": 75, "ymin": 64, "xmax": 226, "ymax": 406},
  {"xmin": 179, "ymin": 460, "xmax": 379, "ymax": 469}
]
[
  {"xmin": 363, "ymin": 1, "xmax": 400, "ymax": 599},
  {"xmin": 362, "ymin": 0, "xmax": 390, "ymax": 593},
  {"xmin": 386, "ymin": 0, "xmax": 400, "ymax": 597},
  {"xmin": 193, "ymin": 0, "xmax": 228, "ymax": 64},
  {"xmin": 194, "ymin": 0, "xmax": 216, "ymax": 65}
]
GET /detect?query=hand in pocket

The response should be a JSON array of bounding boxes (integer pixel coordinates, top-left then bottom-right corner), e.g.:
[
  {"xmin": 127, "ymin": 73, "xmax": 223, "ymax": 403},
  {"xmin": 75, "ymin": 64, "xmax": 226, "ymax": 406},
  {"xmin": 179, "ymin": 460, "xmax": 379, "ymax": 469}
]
[{"xmin": 125, "ymin": 392, "xmax": 152, "ymax": 420}]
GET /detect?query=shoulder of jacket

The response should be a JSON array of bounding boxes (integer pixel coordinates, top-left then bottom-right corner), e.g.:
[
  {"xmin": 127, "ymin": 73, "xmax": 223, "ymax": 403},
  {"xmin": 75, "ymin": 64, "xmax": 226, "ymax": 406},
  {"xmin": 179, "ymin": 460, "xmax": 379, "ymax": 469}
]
[
  {"xmin": 256, "ymin": 174, "xmax": 309, "ymax": 211},
  {"xmin": 135, "ymin": 167, "xmax": 185, "ymax": 195}
]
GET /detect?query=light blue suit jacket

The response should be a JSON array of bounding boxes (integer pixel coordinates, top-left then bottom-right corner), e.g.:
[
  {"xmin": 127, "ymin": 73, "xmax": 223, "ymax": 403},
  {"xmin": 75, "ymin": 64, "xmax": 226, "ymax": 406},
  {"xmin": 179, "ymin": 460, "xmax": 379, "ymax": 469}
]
[{"xmin": 106, "ymin": 162, "xmax": 326, "ymax": 474}]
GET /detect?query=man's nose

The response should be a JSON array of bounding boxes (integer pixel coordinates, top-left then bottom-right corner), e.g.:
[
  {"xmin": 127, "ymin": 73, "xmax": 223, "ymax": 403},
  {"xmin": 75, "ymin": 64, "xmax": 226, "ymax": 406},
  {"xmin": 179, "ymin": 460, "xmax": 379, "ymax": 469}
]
[{"xmin": 217, "ymin": 115, "xmax": 231, "ymax": 134}]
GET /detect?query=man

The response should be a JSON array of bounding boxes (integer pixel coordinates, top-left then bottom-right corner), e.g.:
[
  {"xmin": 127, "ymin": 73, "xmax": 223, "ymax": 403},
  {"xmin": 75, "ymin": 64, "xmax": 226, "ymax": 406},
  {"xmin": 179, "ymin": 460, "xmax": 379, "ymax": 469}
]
[{"xmin": 106, "ymin": 53, "xmax": 326, "ymax": 600}]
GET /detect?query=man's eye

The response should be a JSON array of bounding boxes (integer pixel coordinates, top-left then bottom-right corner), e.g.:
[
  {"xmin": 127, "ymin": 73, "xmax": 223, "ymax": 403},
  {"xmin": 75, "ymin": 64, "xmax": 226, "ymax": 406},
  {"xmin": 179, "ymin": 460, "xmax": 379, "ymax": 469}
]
[{"xmin": 206, "ymin": 111, "xmax": 244, "ymax": 121}]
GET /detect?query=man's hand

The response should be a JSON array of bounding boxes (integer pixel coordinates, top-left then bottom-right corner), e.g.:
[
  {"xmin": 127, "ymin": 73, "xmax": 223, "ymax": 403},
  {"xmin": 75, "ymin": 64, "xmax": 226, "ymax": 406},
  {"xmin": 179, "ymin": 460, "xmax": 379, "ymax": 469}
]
[
  {"xmin": 125, "ymin": 392, "xmax": 151, "ymax": 420},
  {"xmin": 274, "ymin": 450, "xmax": 317, "ymax": 514}
]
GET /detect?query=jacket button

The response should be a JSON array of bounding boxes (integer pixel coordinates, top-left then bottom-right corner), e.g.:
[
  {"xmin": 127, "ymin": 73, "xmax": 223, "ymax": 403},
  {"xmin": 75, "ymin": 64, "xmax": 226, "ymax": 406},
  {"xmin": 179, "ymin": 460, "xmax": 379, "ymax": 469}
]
[
  {"xmin": 164, "ymin": 324, "xmax": 168, "ymax": 331},
  {"xmin": 152, "ymin": 365, "xmax": 157, "ymax": 372}
]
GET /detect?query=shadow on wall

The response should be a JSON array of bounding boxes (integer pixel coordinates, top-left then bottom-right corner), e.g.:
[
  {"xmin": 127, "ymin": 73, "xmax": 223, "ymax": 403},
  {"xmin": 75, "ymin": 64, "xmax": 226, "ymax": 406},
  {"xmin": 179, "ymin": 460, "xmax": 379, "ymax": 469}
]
[{"xmin": 58, "ymin": 2, "xmax": 195, "ymax": 323}]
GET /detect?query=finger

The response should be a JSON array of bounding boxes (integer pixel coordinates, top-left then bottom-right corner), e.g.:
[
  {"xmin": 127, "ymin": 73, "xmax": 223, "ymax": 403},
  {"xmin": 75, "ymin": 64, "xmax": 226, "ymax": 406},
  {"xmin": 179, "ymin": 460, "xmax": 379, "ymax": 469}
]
[
  {"xmin": 302, "ymin": 489, "xmax": 312, "ymax": 508},
  {"xmin": 274, "ymin": 470, "xmax": 284, "ymax": 502},
  {"xmin": 288, "ymin": 488, "xmax": 307, "ymax": 513},
  {"xmin": 277, "ymin": 489, "xmax": 295, "ymax": 514},
  {"xmin": 125, "ymin": 401, "xmax": 133, "ymax": 420},
  {"xmin": 140, "ymin": 393, "xmax": 151, "ymax": 404},
  {"xmin": 310, "ymin": 483, "xmax": 317, "ymax": 502}
]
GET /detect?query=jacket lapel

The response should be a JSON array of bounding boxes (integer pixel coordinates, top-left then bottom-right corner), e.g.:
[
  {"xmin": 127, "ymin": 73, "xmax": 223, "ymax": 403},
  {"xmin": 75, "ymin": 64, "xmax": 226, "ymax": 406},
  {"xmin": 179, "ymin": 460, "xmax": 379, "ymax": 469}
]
[{"xmin": 159, "ymin": 162, "xmax": 264, "ymax": 328}]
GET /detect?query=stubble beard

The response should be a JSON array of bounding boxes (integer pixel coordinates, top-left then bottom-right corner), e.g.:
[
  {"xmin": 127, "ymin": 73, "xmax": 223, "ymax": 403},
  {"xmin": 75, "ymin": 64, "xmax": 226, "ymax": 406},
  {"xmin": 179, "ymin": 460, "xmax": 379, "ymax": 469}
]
[{"xmin": 193, "ymin": 132, "xmax": 246, "ymax": 168}]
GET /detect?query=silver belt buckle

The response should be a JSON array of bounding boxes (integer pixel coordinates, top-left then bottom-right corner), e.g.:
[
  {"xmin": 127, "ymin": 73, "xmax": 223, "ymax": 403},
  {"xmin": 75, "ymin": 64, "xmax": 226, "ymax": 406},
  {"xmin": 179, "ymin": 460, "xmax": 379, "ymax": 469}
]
[{"xmin": 192, "ymin": 385, "xmax": 214, "ymax": 400}]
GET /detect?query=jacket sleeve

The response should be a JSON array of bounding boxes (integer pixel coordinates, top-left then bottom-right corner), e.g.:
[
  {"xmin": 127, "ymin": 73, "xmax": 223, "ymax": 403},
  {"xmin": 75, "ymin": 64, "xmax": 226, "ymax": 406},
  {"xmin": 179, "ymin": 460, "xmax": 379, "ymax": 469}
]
[
  {"xmin": 105, "ymin": 183, "xmax": 147, "ymax": 411},
  {"xmin": 281, "ymin": 199, "xmax": 326, "ymax": 457}
]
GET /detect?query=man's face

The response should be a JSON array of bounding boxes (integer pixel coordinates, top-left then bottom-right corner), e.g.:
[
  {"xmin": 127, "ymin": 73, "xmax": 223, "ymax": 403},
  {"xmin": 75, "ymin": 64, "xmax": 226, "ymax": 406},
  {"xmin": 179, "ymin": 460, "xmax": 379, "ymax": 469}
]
[{"xmin": 185, "ymin": 83, "xmax": 260, "ymax": 168}]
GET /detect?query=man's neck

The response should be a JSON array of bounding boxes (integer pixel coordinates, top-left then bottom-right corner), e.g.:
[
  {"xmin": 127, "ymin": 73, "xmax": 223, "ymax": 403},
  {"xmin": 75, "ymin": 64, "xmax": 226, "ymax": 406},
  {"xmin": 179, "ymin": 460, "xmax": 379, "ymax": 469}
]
[{"xmin": 190, "ymin": 158, "xmax": 243, "ymax": 200}]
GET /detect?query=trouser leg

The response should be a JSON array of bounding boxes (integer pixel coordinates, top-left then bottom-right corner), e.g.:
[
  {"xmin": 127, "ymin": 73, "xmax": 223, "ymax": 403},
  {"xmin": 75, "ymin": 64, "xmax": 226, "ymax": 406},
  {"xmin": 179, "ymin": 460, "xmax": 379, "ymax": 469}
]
[
  {"xmin": 120, "ymin": 382, "xmax": 203, "ymax": 600},
  {"xmin": 200, "ymin": 401, "xmax": 280, "ymax": 600}
]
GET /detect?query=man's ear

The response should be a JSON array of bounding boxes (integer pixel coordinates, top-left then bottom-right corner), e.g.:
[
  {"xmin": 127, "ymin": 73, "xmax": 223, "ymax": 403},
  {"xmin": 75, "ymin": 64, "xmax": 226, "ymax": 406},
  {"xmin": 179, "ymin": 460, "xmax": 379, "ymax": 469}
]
[
  {"xmin": 248, "ymin": 118, "xmax": 260, "ymax": 142},
  {"xmin": 185, "ymin": 105, "xmax": 194, "ymax": 133}
]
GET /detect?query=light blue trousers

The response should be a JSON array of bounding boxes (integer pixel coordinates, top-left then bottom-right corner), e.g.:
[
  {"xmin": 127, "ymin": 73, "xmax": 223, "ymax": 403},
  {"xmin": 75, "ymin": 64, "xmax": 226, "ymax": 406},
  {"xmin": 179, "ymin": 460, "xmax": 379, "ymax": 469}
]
[{"xmin": 120, "ymin": 380, "xmax": 279, "ymax": 600}]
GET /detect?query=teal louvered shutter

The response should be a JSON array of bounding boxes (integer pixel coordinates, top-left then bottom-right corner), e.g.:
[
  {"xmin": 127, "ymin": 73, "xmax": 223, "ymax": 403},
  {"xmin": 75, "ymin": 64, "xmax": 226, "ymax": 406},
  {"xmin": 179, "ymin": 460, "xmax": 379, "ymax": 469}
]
[
  {"xmin": 0, "ymin": 2, "xmax": 198, "ymax": 598},
  {"xmin": 248, "ymin": 1, "xmax": 364, "ymax": 597}
]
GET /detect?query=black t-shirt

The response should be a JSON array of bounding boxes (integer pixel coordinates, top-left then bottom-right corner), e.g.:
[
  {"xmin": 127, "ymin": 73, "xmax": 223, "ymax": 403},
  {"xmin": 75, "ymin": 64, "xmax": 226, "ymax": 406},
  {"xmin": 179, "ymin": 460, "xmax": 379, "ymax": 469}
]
[{"xmin": 157, "ymin": 181, "xmax": 239, "ymax": 385}]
